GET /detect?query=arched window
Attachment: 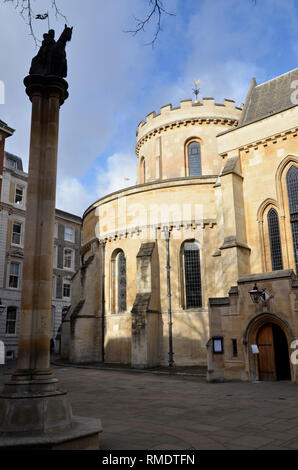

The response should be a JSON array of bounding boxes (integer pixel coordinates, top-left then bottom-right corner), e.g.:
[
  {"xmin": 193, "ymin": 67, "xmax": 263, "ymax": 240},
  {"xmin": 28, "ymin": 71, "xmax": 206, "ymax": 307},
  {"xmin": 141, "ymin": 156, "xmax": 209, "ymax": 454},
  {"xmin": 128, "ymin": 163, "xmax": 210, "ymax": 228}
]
[
  {"xmin": 140, "ymin": 157, "xmax": 146, "ymax": 184},
  {"xmin": 287, "ymin": 166, "xmax": 298, "ymax": 273},
  {"xmin": 182, "ymin": 241, "xmax": 202, "ymax": 309},
  {"xmin": 111, "ymin": 250, "xmax": 127, "ymax": 313},
  {"xmin": 117, "ymin": 251, "xmax": 127, "ymax": 313},
  {"xmin": 187, "ymin": 141, "xmax": 202, "ymax": 177},
  {"xmin": 267, "ymin": 208, "xmax": 283, "ymax": 271}
]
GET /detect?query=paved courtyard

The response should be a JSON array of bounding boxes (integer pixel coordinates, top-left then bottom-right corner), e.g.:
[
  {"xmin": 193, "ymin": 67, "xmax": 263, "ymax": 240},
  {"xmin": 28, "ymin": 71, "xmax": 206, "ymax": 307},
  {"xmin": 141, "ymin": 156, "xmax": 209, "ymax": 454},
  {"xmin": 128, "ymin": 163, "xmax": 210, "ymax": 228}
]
[{"xmin": 2, "ymin": 362, "xmax": 298, "ymax": 450}]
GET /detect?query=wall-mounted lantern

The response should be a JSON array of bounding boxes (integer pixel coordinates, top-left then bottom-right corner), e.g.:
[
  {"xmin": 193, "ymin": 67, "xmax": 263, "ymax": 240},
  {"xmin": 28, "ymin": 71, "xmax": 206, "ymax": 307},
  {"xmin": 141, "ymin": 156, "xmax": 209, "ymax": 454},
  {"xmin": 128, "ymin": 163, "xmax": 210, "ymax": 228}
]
[
  {"xmin": 249, "ymin": 283, "xmax": 273, "ymax": 304},
  {"xmin": 249, "ymin": 283, "xmax": 264, "ymax": 304}
]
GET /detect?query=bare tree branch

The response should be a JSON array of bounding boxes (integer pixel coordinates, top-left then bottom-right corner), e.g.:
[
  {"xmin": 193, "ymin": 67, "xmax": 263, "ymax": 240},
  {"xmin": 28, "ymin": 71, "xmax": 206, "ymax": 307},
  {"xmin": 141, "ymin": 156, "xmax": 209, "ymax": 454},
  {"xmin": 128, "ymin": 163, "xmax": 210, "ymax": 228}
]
[
  {"xmin": 124, "ymin": 0, "xmax": 175, "ymax": 48},
  {"xmin": 51, "ymin": 0, "xmax": 67, "ymax": 23},
  {"xmin": 3, "ymin": 0, "xmax": 257, "ymax": 48},
  {"xmin": 125, "ymin": 0, "xmax": 257, "ymax": 47},
  {"xmin": 3, "ymin": 0, "xmax": 67, "ymax": 46}
]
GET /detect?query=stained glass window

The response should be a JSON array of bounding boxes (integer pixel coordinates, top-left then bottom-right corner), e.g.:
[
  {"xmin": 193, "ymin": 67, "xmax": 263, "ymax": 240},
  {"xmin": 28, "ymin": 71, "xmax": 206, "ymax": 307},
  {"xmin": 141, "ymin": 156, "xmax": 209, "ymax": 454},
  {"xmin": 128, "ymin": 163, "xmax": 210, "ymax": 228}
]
[
  {"xmin": 188, "ymin": 141, "xmax": 202, "ymax": 176},
  {"xmin": 267, "ymin": 208, "xmax": 283, "ymax": 271},
  {"xmin": 183, "ymin": 242, "xmax": 202, "ymax": 308},
  {"xmin": 118, "ymin": 251, "xmax": 127, "ymax": 313},
  {"xmin": 287, "ymin": 166, "xmax": 298, "ymax": 273}
]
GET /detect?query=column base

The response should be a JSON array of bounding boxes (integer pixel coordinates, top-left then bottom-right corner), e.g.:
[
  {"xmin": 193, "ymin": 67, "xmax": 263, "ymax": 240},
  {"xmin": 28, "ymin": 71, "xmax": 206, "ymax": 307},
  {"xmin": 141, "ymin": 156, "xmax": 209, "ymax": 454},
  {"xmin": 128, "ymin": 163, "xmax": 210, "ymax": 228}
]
[
  {"xmin": 0, "ymin": 416, "xmax": 102, "ymax": 450},
  {"xmin": 11, "ymin": 368, "xmax": 55, "ymax": 382},
  {"xmin": 0, "ymin": 379, "xmax": 102, "ymax": 449}
]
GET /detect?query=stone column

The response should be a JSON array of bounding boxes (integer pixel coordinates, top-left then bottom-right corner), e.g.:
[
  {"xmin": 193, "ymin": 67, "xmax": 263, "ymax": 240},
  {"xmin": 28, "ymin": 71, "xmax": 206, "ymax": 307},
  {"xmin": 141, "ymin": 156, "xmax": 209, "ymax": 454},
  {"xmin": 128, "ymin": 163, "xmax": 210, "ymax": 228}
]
[
  {"xmin": 0, "ymin": 75, "xmax": 102, "ymax": 449},
  {"xmin": 13, "ymin": 75, "xmax": 67, "ymax": 382}
]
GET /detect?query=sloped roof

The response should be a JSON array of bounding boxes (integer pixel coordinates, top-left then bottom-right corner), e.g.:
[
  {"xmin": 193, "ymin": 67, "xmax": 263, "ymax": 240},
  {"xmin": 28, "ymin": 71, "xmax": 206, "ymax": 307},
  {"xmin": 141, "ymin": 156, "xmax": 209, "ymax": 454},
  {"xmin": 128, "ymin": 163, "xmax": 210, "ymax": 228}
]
[
  {"xmin": 240, "ymin": 68, "xmax": 298, "ymax": 127},
  {"xmin": 4, "ymin": 151, "xmax": 23, "ymax": 171}
]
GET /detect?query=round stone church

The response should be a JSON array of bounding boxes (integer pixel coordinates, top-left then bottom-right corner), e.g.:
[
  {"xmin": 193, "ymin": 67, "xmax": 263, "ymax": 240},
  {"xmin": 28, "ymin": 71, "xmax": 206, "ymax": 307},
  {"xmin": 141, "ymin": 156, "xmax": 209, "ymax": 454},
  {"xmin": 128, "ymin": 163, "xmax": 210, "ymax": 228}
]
[{"xmin": 62, "ymin": 68, "xmax": 298, "ymax": 383}]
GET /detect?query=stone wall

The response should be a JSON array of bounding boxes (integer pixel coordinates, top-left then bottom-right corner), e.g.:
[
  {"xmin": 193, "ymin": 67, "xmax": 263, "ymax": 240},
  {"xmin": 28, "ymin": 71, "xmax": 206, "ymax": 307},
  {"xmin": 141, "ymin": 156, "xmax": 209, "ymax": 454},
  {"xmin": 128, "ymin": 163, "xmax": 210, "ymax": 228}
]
[
  {"xmin": 136, "ymin": 99, "xmax": 242, "ymax": 183},
  {"xmin": 208, "ymin": 271, "xmax": 298, "ymax": 383}
]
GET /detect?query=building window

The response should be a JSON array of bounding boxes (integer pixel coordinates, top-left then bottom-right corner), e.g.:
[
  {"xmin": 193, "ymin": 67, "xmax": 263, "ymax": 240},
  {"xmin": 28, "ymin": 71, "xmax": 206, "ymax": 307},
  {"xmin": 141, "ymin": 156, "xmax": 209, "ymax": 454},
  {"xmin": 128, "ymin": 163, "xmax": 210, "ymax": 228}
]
[
  {"xmin": 63, "ymin": 279, "xmax": 71, "ymax": 298},
  {"xmin": 14, "ymin": 185, "xmax": 24, "ymax": 206},
  {"xmin": 54, "ymin": 223, "xmax": 58, "ymax": 239},
  {"xmin": 187, "ymin": 141, "xmax": 202, "ymax": 177},
  {"xmin": 111, "ymin": 250, "xmax": 127, "ymax": 313},
  {"xmin": 232, "ymin": 339, "xmax": 238, "ymax": 358},
  {"xmin": 8, "ymin": 262, "xmax": 21, "ymax": 289},
  {"xmin": 63, "ymin": 248, "xmax": 74, "ymax": 270},
  {"xmin": 6, "ymin": 351, "xmax": 15, "ymax": 360},
  {"xmin": 51, "ymin": 305, "xmax": 56, "ymax": 338},
  {"xmin": 53, "ymin": 245, "xmax": 57, "ymax": 268},
  {"xmin": 182, "ymin": 241, "xmax": 202, "ymax": 309},
  {"xmin": 287, "ymin": 166, "xmax": 298, "ymax": 273},
  {"xmin": 52, "ymin": 276, "xmax": 56, "ymax": 299},
  {"xmin": 5, "ymin": 307, "xmax": 17, "ymax": 335},
  {"xmin": 11, "ymin": 222, "xmax": 22, "ymax": 246},
  {"xmin": 267, "ymin": 208, "xmax": 283, "ymax": 271},
  {"xmin": 8, "ymin": 159, "xmax": 17, "ymax": 169},
  {"xmin": 64, "ymin": 226, "xmax": 74, "ymax": 242},
  {"xmin": 140, "ymin": 157, "xmax": 146, "ymax": 184},
  {"xmin": 118, "ymin": 251, "xmax": 127, "ymax": 313}
]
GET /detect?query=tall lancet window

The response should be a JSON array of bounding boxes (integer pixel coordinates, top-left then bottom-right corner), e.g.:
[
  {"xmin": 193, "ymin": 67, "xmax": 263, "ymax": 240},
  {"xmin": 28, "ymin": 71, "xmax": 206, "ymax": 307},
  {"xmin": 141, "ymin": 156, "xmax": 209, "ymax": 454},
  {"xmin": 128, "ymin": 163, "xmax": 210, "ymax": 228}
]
[
  {"xmin": 117, "ymin": 251, "xmax": 127, "ymax": 313},
  {"xmin": 188, "ymin": 141, "xmax": 202, "ymax": 176},
  {"xmin": 287, "ymin": 165, "xmax": 298, "ymax": 273},
  {"xmin": 183, "ymin": 241, "xmax": 202, "ymax": 308},
  {"xmin": 140, "ymin": 157, "xmax": 146, "ymax": 184},
  {"xmin": 267, "ymin": 208, "xmax": 283, "ymax": 271}
]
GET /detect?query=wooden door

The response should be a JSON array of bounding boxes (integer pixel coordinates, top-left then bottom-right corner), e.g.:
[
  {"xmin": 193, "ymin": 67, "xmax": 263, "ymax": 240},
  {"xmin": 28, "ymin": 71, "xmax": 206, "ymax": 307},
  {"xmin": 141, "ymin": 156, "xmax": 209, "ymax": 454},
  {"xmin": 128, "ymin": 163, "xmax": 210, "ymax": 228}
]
[{"xmin": 257, "ymin": 323, "xmax": 277, "ymax": 381}]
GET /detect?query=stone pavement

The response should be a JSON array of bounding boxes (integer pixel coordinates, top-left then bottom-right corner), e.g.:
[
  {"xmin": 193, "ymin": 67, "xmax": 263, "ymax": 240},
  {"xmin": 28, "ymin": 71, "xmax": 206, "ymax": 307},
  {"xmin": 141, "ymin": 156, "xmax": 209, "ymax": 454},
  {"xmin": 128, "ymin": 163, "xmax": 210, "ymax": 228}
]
[{"xmin": 1, "ymin": 361, "xmax": 298, "ymax": 450}]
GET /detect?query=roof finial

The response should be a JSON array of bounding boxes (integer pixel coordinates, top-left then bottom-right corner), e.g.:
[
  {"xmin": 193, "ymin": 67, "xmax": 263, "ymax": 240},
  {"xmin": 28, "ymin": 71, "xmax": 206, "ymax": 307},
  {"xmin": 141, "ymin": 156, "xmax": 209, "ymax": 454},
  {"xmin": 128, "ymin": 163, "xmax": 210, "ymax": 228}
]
[{"xmin": 193, "ymin": 79, "xmax": 200, "ymax": 103}]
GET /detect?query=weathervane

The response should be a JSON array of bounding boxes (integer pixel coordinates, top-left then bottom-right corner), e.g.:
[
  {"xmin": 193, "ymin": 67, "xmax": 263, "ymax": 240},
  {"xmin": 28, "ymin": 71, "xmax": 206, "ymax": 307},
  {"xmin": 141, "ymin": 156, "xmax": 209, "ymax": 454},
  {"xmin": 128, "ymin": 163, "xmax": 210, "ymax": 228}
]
[{"xmin": 193, "ymin": 79, "xmax": 200, "ymax": 103}]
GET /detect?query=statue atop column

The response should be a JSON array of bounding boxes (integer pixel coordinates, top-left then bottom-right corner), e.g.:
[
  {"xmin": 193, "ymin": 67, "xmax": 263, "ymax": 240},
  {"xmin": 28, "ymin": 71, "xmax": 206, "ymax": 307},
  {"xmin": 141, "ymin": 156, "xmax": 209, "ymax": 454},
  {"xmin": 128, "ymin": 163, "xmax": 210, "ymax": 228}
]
[{"xmin": 29, "ymin": 24, "xmax": 73, "ymax": 78}]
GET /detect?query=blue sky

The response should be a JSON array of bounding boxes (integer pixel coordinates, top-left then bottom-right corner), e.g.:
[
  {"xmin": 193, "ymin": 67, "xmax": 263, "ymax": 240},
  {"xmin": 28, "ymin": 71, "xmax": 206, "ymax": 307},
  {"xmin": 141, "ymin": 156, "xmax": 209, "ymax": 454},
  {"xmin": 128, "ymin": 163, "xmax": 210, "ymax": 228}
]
[{"xmin": 1, "ymin": 0, "xmax": 298, "ymax": 216}]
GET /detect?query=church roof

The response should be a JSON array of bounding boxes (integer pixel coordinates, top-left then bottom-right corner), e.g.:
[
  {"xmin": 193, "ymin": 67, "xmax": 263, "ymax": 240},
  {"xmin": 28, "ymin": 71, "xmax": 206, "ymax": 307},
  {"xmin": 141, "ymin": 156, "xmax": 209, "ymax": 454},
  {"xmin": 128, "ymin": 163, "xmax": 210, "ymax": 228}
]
[{"xmin": 239, "ymin": 68, "xmax": 298, "ymax": 127}]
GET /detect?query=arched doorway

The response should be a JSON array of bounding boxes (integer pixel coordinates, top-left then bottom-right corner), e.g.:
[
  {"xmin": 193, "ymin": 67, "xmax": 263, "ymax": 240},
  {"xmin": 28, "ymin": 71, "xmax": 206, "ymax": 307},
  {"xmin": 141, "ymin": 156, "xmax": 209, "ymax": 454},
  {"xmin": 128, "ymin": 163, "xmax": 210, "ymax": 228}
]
[{"xmin": 257, "ymin": 323, "xmax": 291, "ymax": 381}]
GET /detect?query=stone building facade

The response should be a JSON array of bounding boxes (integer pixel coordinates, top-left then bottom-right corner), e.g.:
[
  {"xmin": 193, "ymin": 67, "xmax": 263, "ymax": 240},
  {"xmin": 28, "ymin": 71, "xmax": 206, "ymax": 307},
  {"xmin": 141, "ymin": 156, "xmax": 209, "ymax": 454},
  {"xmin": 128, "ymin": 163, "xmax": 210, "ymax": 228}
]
[
  {"xmin": 0, "ymin": 142, "xmax": 82, "ymax": 360},
  {"xmin": 63, "ymin": 68, "xmax": 298, "ymax": 383}
]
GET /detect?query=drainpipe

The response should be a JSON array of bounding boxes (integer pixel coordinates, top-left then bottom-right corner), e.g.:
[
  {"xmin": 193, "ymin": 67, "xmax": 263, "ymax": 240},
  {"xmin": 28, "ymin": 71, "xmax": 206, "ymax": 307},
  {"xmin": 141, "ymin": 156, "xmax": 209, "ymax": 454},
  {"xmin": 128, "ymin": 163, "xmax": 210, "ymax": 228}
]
[
  {"xmin": 165, "ymin": 227, "xmax": 174, "ymax": 367},
  {"xmin": 101, "ymin": 240, "xmax": 106, "ymax": 363}
]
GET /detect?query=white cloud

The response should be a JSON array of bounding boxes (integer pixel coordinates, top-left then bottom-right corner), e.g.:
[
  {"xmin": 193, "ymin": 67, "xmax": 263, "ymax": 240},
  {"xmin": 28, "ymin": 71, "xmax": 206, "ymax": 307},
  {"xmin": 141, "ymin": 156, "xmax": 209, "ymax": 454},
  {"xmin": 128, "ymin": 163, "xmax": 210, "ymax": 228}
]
[
  {"xmin": 56, "ymin": 152, "xmax": 137, "ymax": 217},
  {"xmin": 96, "ymin": 152, "xmax": 137, "ymax": 199},
  {"xmin": 56, "ymin": 177, "xmax": 95, "ymax": 217},
  {"xmin": 169, "ymin": 60, "xmax": 263, "ymax": 107}
]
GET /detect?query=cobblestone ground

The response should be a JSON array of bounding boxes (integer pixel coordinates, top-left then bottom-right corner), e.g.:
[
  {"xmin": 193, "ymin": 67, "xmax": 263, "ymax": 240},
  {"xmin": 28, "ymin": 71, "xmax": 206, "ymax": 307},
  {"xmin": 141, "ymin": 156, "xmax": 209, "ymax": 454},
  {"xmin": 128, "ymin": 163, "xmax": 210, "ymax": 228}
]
[{"xmin": 1, "ymin": 362, "xmax": 298, "ymax": 450}]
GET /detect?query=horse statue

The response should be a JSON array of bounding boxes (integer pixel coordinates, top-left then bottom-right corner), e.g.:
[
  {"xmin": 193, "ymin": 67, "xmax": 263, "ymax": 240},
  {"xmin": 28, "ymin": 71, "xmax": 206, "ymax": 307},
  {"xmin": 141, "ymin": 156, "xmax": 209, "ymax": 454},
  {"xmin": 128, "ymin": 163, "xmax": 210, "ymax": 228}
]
[{"xmin": 29, "ymin": 25, "xmax": 73, "ymax": 78}]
